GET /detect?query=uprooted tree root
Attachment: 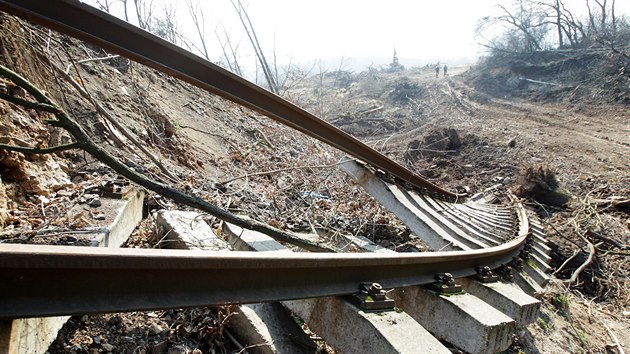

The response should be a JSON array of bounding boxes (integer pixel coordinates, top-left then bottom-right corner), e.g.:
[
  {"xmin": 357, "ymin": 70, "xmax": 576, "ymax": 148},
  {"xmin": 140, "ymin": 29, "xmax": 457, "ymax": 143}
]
[
  {"xmin": 513, "ymin": 164, "xmax": 628, "ymax": 306},
  {"xmin": 513, "ymin": 164, "xmax": 570, "ymax": 207}
]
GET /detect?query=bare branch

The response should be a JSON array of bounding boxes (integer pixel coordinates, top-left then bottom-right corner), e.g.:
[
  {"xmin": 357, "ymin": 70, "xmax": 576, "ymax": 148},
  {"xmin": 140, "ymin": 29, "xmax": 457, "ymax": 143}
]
[
  {"xmin": 586, "ymin": 229, "xmax": 629, "ymax": 249},
  {"xmin": 215, "ymin": 24, "xmax": 243, "ymax": 75},
  {"xmin": 132, "ymin": 0, "xmax": 155, "ymax": 30},
  {"xmin": 566, "ymin": 231, "xmax": 595, "ymax": 285},
  {"xmin": 186, "ymin": 0, "xmax": 210, "ymax": 60},
  {"xmin": 230, "ymin": 0, "xmax": 278, "ymax": 93},
  {"xmin": 0, "ymin": 142, "xmax": 79, "ymax": 154},
  {"xmin": 95, "ymin": 0, "xmax": 120, "ymax": 13},
  {"xmin": 64, "ymin": 54, "xmax": 120, "ymax": 74},
  {"xmin": 0, "ymin": 92, "xmax": 59, "ymax": 113}
]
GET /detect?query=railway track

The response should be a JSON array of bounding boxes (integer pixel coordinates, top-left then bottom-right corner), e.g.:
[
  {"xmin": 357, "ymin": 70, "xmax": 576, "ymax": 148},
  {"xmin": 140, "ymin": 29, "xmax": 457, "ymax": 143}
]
[{"xmin": 0, "ymin": 1, "xmax": 551, "ymax": 352}]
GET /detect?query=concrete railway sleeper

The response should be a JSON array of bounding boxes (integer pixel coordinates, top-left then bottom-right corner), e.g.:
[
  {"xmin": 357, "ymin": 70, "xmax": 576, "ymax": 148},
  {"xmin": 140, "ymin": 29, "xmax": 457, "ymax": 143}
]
[
  {"xmin": 427, "ymin": 196, "xmax": 516, "ymax": 238},
  {"xmin": 422, "ymin": 196, "xmax": 513, "ymax": 243},
  {"xmin": 405, "ymin": 191, "xmax": 504, "ymax": 246},
  {"xmin": 219, "ymin": 218, "xmax": 543, "ymax": 353}
]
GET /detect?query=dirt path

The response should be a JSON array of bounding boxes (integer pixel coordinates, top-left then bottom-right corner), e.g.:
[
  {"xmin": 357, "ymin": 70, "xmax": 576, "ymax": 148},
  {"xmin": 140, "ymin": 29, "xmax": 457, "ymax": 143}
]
[
  {"xmin": 463, "ymin": 84, "xmax": 629, "ymax": 185},
  {"xmin": 393, "ymin": 70, "xmax": 630, "ymax": 189}
]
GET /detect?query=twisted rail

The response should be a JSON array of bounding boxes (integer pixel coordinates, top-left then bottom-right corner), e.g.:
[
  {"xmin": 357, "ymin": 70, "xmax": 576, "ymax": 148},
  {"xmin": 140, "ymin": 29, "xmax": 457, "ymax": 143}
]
[
  {"xmin": 0, "ymin": 234, "xmax": 526, "ymax": 319},
  {"xmin": 0, "ymin": 0, "xmax": 533, "ymax": 320}
]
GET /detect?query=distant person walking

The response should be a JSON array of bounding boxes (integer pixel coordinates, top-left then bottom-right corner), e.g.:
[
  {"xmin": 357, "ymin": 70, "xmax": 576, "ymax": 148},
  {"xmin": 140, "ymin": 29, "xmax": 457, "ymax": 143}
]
[
  {"xmin": 443, "ymin": 64, "xmax": 448, "ymax": 76},
  {"xmin": 435, "ymin": 65, "xmax": 440, "ymax": 78}
]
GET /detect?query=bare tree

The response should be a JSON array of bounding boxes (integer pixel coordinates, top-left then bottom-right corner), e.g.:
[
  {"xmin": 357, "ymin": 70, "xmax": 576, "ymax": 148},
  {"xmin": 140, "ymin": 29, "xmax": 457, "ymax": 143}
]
[
  {"xmin": 477, "ymin": 0, "xmax": 629, "ymax": 58},
  {"xmin": 315, "ymin": 60, "xmax": 328, "ymax": 118},
  {"xmin": 132, "ymin": 0, "xmax": 155, "ymax": 30},
  {"xmin": 95, "ymin": 0, "xmax": 119, "ymax": 13},
  {"xmin": 279, "ymin": 61, "xmax": 315, "ymax": 97},
  {"xmin": 556, "ymin": 0, "xmax": 588, "ymax": 46},
  {"xmin": 585, "ymin": 0, "xmax": 619, "ymax": 39},
  {"xmin": 121, "ymin": 0, "xmax": 129, "ymax": 22},
  {"xmin": 185, "ymin": 0, "xmax": 210, "ymax": 60},
  {"xmin": 477, "ymin": 1, "xmax": 548, "ymax": 53},
  {"xmin": 230, "ymin": 0, "xmax": 279, "ymax": 94},
  {"xmin": 497, "ymin": 1, "xmax": 549, "ymax": 51},
  {"xmin": 215, "ymin": 24, "xmax": 243, "ymax": 75},
  {"xmin": 96, "ymin": 0, "xmax": 130, "ymax": 23},
  {"xmin": 533, "ymin": 0, "xmax": 586, "ymax": 48},
  {"xmin": 552, "ymin": 0, "xmax": 564, "ymax": 47},
  {"xmin": 151, "ymin": 5, "xmax": 180, "ymax": 44}
]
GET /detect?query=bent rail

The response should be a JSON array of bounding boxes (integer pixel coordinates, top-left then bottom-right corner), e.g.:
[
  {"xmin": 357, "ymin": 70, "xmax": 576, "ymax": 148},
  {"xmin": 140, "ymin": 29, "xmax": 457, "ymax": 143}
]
[
  {"xmin": 0, "ymin": 0, "xmax": 464, "ymax": 200},
  {"xmin": 0, "ymin": 236, "xmax": 525, "ymax": 319},
  {"xmin": 0, "ymin": 1, "xmax": 535, "ymax": 322}
]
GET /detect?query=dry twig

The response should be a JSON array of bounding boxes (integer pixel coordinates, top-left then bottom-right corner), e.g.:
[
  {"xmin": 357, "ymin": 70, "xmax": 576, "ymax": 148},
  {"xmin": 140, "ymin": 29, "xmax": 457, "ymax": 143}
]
[
  {"xmin": 600, "ymin": 320, "xmax": 625, "ymax": 354},
  {"xmin": 64, "ymin": 54, "xmax": 120, "ymax": 74},
  {"xmin": 220, "ymin": 160, "xmax": 347, "ymax": 185},
  {"xmin": 587, "ymin": 229, "xmax": 629, "ymax": 250},
  {"xmin": 566, "ymin": 231, "xmax": 595, "ymax": 286}
]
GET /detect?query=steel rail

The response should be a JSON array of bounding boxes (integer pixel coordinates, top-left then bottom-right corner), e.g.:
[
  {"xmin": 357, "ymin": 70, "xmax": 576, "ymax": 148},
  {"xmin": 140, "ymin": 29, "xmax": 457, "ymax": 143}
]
[
  {"xmin": 0, "ymin": 1, "xmax": 534, "ymax": 322},
  {"xmin": 0, "ymin": 237, "xmax": 525, "ymax": 319},
  {"xmin": 0, "ymin": 0, "xmax": 465, "ymax": 201}
]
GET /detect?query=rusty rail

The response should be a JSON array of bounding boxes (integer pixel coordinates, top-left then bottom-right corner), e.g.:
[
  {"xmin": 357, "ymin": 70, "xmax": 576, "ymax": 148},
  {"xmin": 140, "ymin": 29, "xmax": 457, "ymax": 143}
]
[
  {"xmin": 0, "ymin": 236, "xmax": 525, "ymax": 319},
  {"xmin": 0, "ymin": 0, "xmax": 464, "ymax": 201}
]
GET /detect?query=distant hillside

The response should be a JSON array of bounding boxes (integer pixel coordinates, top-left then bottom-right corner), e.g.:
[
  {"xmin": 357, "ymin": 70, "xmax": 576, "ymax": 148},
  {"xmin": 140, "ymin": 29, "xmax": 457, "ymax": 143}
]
[
  {"xmin": 464, "ymin": 49, "xmax": 630, "ymax": 104},
  {"xmin": 291, "ymin": 55, "xmax": 477, "ymax": 74}
]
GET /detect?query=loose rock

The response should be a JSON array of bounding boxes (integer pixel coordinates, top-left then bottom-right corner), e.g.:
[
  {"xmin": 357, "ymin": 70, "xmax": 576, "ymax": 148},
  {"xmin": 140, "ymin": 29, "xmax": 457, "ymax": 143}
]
[
  {"xmin": 101, "ymin": 343, "xmax": 114, "ymax": 352},
  {"xmin": 88, "ymin": 197, "xmax": 102, "ymax": 207}
]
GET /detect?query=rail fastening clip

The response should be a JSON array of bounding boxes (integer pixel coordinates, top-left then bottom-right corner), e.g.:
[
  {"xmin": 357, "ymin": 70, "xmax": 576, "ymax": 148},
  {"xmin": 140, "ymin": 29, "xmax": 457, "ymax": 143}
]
[
  {"xmin": 431, "ymin": 273, "xmax": 463, "ymax": 294},
  {"xmin": 473, "ymin": 266, "xmax": 499, "ymax": 283},
  {"xmin": 349, "ymin": 282, "xmax": 396, "ymax": 311}
]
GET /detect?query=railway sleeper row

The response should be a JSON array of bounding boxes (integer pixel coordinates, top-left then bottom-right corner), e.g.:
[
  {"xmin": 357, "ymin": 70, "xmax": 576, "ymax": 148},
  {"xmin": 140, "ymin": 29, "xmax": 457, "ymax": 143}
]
[
  {"xmin": 216, "ymin": 215, "xmax": 545, "ymax": 354},
  {"xmin": 0, "ymin": 162, "xmax": 552, "ymax": 354},
  {"xmin": 341, "ymin": 159, "xmax": 551, "ymax": 294},
  {"xmin": 337, "ymin": 159, "xmax": 552, "ymax": 352}
]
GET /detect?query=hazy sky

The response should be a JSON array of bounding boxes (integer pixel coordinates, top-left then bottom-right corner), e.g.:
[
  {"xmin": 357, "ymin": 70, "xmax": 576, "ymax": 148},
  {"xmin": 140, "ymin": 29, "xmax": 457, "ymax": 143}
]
[
  {"xmin": 218, "ymin": 1, "xmax": 498, "ymax": 61},
  {"xmin": 180, "ymin": 0, "xmax": 499, "ymax": 67},
  {"xmin": 85, "ymin": 0, "xmax": 630, "ymax": 71}
]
